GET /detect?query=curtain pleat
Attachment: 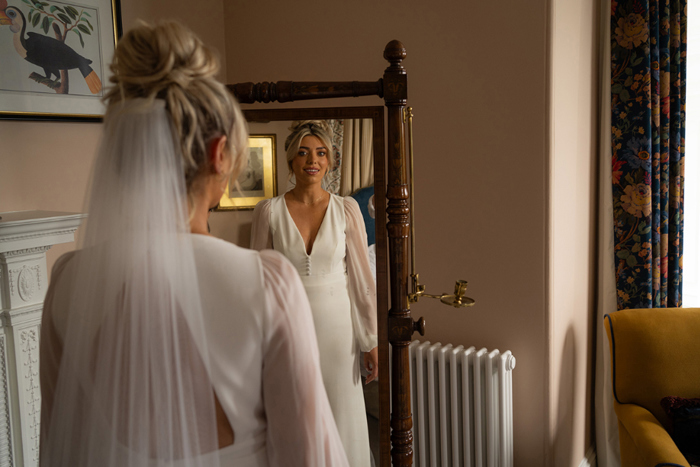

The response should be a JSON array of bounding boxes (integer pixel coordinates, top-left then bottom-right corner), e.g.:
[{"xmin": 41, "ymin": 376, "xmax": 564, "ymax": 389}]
[
  {"xmin": 340, "ymin": 119, "xmax": 374, "ymax": 196},
  {"xmin": 596, "ymin": 2, "xmax": 687, "ymax": 465},
  {"xmin": 360, "ymin": 120, "xmax": 374, "ymax": 188},
  {"xmin": 595, "ymin": 3, "xmax": 621, "ymax": 464},
  {"xmin": 610, "ymin": 0, "xmax": 686, "ymax": 309}
]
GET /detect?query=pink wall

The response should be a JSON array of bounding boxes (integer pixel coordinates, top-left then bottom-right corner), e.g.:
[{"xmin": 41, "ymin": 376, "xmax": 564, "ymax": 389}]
[
  {"xmin": 221, "ymin": 1, "xmax": 551, "ymax": 465},
  {"xmin": 0, "ymin": 0, "xmax": 600, "ymax": 465},
  {"xmin": 549, "ymin": 0, "xmax": 600, "ymax": 465},
  {"xmin": 122, "ymin": 0, "xmax": 228, "ymax": 81},
  {"xmin": 0, "ymin": 121, "xmax": 99, "ymax": 273},
  {"xmin": 220, "ymin": 0, "xmax": 599, "ymax": 465}
]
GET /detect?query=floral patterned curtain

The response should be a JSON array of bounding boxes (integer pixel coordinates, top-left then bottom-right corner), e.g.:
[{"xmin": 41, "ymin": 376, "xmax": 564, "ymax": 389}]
[{"xmin": 611, "ymin": 0, "xmax": 686, "ymax": 309}]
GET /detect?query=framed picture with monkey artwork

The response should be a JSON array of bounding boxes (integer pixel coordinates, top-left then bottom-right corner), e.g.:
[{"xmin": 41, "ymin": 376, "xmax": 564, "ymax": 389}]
[{"xmin": 0, "ymin": 0, "xmax": 121, "ymax": 121}]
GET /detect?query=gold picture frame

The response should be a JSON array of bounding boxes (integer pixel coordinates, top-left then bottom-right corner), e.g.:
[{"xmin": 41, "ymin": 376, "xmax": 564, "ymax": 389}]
[{"xmin": 217, "ymin": 134, "xmax": 277, "ymax": 210}]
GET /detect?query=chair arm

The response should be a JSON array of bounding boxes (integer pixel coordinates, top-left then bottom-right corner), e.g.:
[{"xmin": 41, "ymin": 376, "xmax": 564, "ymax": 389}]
[{"xmin": 616, "ymin": 402, "xmax": 690, "ymax": 467}]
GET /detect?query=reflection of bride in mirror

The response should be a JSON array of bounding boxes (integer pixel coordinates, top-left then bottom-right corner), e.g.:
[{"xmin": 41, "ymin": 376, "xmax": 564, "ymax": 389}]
[
  {"xmin": 251, "ymin": 120, "xmax": 378, "ymax": 467},
  {"xmin": 39, "ymin": 22, "xmax": 348, "ymax": 467}
]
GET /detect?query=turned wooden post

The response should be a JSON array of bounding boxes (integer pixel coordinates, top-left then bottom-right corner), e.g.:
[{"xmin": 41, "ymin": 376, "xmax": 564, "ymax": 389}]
[{"xmin": 383, "ymin": 40, "xmax": 414, "ymax": 467}]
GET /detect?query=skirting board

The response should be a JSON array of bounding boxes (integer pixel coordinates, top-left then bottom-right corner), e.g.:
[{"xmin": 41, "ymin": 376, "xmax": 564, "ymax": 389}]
[{"xmin": 578, "ymin": 447, "xmax": 597, "ymax": 467}]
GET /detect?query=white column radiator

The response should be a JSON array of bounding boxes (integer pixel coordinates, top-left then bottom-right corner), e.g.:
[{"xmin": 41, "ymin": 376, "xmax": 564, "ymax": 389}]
[{"xmin": 408, "ymin": 340, "xmax": 516, "ymax": 467}]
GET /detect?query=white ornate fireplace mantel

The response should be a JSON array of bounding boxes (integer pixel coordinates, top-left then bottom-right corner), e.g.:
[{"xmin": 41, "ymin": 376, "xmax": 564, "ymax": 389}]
[{"xmin": 0, "ymin": 211, "xmax": 85, "ymax": 467}]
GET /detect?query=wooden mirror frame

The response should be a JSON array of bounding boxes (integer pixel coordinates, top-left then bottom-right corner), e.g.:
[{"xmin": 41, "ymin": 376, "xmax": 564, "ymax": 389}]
[{"xmin": 228, "ymin": 40, "xmax": 418, "ymax": 467}]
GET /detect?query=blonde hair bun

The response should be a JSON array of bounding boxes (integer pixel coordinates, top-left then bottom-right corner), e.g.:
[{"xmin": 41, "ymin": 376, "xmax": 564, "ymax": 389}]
[
  {"xmin": 104, "ymin": 20, "xmax": 248, "ymax": 204},
  {"xmin": 106, "ymin": 20, "xmax": 219, "ymax": 101}
]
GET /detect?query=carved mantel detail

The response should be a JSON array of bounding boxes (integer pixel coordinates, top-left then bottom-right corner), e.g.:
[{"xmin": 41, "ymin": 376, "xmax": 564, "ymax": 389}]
[
  {"xmin": 19, "ymin": 329, "xmax": 40, "ymax": 464},
  {"xmin": 13, "ymin": 266, "xmax": 40, "ymax": 303},
  {"xmin": 0, "ymin": 211, "xmax": 84, "ymax": 467},
  {"xmin": 0, "ymin": 229, "xmax": 79, "ymax": 247},
  {"xmin": 0, "ymin": 336, "xmax": 13, "ymax": 467},
  {"xmin": 0, "ymin": 247, "xmax": 51, "ymax": 259}
]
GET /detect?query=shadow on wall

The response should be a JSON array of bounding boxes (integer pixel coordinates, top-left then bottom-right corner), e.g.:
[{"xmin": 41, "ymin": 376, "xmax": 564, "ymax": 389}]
[{"xmin": 553, "ymin": 326, "xmax": 577, "ymax": 466}]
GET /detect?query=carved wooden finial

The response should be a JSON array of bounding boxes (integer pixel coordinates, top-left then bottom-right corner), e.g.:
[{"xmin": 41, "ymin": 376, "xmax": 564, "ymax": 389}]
[{"xmin": 384, "ymin": 40, "xmax": 407, "ymax": 66}]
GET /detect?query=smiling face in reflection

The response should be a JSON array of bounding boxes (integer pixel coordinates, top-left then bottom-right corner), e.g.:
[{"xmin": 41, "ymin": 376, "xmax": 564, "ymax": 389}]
[{"xmin": 291, "ymin": 135, "xmax": 329, "ymax": 186}]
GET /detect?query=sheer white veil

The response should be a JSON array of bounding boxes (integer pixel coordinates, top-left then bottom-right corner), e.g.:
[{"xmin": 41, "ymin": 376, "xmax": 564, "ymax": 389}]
[{"xmin": 40, "ymin": 98, "xmax": 222, "ymax": 467}]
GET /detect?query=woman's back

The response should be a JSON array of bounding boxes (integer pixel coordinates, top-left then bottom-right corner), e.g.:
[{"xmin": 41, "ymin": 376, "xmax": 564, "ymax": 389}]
[
  {"xmin": 39, "ymin": 21, "xmax": 348, "ymax": 467},
  {"xmin": 41, "ymin": 236, "xmax": 348, "ymax": 466},
  {"xmin": 192, "ymin": 235, "xmax": 267, "ymax": 464}
]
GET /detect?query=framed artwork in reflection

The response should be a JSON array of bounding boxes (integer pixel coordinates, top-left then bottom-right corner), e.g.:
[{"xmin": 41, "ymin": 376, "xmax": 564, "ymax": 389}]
[
  {"xmin": 0, "ymin": 0, "xmax": 122, "ymax": 121},
  {"xmin": 217, "ymin": 134, "xmax": 277, "ymax": 211}
]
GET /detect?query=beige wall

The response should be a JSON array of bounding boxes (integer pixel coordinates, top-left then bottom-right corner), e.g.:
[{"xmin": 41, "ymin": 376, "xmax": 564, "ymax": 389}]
[
  {"xmin": 222, "ymin": 0, "xmax": 598, "ymax": 466},
  {"xmin": 223, "ymin": 0, "xmax": 550, "ymax": 465},
  {"xmin": 0, "ymin": 121, "xmax": 99, "ymax": 274},
  {"xmin": 549, "ymin": 0, "xmax": 600, "ymax": 465},
  {"xmin": 122, "ymin": 0, "xmax": 229, "ymax": 81},
  {"xmin": 0, "ymin": 0, "xmax": 601, "ymax": 465}
]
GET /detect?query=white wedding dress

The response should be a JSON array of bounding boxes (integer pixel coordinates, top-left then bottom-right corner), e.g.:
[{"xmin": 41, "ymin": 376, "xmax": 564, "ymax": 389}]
[
  {"xmin": 40, "ymin": 237, "xmax": 348, "ymax": 467},
  {"xmin": 251, "ymin": 194, "xmax": 377, "ymax": 467}
]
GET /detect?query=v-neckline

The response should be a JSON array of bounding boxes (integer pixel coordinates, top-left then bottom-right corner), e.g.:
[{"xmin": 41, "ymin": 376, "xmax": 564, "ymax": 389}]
[{"xmin": 282, "ymin": 194, "xmax": 332, "ymax": 257}]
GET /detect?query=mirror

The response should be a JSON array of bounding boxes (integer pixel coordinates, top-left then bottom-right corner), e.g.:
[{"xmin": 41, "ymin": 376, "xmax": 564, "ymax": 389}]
[
  {"xmin": 234, "ymin": 106, "xmax": 390, "ymax": 466},
  {"xmin": 225, "ymin": 40, "xmax": 411, "ymax": 466}
]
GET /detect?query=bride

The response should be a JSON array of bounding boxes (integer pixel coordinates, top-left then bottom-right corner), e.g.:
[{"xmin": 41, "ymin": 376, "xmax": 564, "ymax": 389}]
[
  {"xmin": 39, "ymin": 21, "xmax": 348, "ymax": 467},
  {"xmin": 251, "ymin": 120, "xmax": 378, "ymax": 467}
]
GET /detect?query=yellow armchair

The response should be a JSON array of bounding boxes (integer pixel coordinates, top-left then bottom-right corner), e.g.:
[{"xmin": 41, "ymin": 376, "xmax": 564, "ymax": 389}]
[{"xmin": 605, "ymin": 307, "xmax": 700, "ymax": 467}]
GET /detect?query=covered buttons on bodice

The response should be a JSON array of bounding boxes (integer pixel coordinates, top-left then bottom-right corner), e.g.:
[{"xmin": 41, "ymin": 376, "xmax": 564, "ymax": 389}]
[
  {"xmin": 253, "ymin": 194, "xmax": 378, "ymax": 356},
  {"xmin": 269, "ymin": 195, "xmax": 347, "ymax": 278}
]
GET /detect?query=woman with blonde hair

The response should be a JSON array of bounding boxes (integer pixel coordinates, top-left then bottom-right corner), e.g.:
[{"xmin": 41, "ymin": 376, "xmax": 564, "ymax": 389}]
[
  {"xmin": 251, "ymin": 120, "xmax": 378, "ymax": 467},
  {"xmin": 39, "ymin": 21, "xmax": 347, "ymax": 467}
]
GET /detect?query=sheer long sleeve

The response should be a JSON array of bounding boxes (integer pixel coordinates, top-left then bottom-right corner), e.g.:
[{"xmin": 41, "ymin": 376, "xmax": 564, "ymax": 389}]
[
  {"xmin": 250, "ymin": 199, "xmax": 273, "ymax": 250},
  {"xmin": 343, "ymin": 197, "xmax": 378, "ymax": 352},
  {"xmin": 259, "ymin": 250, "xmax": 349, "ymax": 467}
]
